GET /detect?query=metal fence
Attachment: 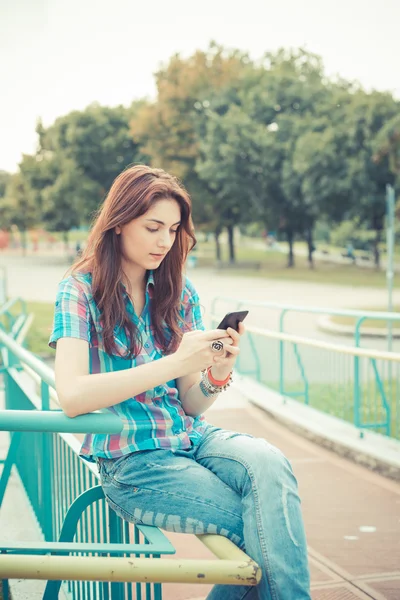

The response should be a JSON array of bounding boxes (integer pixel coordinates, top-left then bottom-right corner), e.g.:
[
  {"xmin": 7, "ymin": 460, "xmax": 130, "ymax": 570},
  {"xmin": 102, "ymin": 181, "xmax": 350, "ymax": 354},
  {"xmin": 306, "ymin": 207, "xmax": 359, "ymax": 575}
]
[
  {"xmin": 0, "ymin": 319, "xmax": 260, "ymax": 599},
  {"xmin": 211, "ymin": 298, "xmax": 400, "ymax": 440}
]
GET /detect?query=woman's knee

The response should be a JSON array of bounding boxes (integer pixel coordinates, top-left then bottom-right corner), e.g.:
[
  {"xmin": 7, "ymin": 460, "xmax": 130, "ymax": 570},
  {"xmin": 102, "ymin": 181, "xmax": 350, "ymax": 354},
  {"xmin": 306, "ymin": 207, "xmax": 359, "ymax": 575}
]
[{"xmin": 243, "ymin": 437, "xmax": 295, "ymax": 483}]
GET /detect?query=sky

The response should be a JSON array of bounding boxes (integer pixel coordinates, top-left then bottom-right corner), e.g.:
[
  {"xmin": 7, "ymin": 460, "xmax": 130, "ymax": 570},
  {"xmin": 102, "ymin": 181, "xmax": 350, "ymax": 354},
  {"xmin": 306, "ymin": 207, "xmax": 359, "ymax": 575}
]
[{"xmin": 0, "ymin": 0, "xmax": 399, "ymax": 173}]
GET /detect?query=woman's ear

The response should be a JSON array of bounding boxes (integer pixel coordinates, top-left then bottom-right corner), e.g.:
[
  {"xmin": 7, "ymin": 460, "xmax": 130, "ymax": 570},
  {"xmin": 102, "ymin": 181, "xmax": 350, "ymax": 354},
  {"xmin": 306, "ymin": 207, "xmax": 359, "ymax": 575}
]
[{"xmin": 115, "ymin": 225, "xmax": 121, "ymax": 235}]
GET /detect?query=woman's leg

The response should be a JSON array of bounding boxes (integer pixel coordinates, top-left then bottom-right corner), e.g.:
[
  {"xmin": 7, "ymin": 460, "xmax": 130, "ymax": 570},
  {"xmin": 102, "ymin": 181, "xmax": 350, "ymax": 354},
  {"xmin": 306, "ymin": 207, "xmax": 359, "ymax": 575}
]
[
  {"xmin": 195, "ymin": 427, "xmax": 311, "ymax": 600},
  {"xmin": 97, "ymin": 449, "xmax": 260, "ymax": 600}
]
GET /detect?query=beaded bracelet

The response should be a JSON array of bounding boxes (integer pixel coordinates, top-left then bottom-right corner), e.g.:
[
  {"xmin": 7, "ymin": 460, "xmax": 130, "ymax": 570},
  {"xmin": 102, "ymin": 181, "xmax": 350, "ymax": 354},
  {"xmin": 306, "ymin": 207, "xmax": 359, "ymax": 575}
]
[{"xmin": 199, "ymin": 368, "xmax": 233, "ymax": 398}]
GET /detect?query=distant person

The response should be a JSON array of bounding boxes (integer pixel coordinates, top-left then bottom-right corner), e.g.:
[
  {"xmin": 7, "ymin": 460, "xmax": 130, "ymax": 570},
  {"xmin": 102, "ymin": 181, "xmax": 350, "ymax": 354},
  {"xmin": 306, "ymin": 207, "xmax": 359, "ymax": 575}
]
[
  {"xmin": 49, "ymin": 165, "xmax": 311, "ymax": 599},
  {"xmin": 345, "ymin": 242, "xmax": 356, "ymax": 264}
]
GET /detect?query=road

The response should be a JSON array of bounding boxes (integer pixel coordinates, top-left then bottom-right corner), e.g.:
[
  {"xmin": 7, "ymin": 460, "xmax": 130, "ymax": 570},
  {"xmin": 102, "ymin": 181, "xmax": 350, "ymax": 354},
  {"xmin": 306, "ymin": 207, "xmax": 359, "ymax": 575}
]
[{"xmin": 2, "ymin": 253, "xmax": 399, "ymax": 354}]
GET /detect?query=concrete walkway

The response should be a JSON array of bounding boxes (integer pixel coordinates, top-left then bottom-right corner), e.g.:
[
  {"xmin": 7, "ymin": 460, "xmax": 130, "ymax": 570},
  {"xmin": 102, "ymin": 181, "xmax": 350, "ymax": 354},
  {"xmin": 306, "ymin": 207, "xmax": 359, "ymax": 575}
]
[
  {"xmin": 1, "ymin": 384, "xmax": 399, "ymax": 599},
  {"xmin": 161, "ymin": 389, "xmax": 400, "ymax": 600}
]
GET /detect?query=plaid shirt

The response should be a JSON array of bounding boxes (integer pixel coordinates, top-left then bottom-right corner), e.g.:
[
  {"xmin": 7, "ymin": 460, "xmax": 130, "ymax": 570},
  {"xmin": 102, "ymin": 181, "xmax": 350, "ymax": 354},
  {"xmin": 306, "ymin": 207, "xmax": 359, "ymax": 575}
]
[{"xmin": 49, "ymin": 271, "xmax": 208, "ymax": 461}]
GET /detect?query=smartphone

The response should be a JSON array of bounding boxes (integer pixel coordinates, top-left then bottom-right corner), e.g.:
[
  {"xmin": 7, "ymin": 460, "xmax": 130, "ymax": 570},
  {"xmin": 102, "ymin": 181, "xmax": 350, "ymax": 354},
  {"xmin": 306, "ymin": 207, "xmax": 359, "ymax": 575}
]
[{"xmin": 217, "ymin": 310, "xmax": 249, "ymax": 332}]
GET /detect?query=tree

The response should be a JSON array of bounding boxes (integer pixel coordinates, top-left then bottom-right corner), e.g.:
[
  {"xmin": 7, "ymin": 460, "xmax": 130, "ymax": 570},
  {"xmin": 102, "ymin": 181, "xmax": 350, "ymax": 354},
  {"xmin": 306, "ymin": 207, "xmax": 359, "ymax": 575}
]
[
  {"xmin": 130, "ymin": 42, "xmax": 253, "ymax": 242},
  {"xmin": 3, "ymin": 172, "xmax": 39, "ymax": 252},
  {"xmin": 36, "ymin": 103, "xmax": 146, "ymax": 223},
  {"xmin": 197, "ymin": 105, "xmax": 284, "ymax": 262},
  {"xmin": 0, "ymin": 171, "xmax": 12, "ymax": 229}
]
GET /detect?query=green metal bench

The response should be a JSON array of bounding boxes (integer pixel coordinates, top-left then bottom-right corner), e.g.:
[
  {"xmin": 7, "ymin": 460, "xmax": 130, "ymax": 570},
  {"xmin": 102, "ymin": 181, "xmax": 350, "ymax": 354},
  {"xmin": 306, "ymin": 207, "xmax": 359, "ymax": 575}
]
[{"xmin": 0, "ymin": 322, "xmax": 261, "ymax": 599}]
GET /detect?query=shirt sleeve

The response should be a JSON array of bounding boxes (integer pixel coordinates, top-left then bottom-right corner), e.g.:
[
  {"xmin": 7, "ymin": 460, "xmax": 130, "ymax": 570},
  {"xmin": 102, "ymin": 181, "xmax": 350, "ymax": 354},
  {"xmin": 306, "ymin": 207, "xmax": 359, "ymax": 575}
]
[
  {"xmin": 181, "ymin": 277, "xmax": 205, "ymax": 333},
  {"xmin": 48, "ymin": 276, "xmax": 91, "ymax": 349}
]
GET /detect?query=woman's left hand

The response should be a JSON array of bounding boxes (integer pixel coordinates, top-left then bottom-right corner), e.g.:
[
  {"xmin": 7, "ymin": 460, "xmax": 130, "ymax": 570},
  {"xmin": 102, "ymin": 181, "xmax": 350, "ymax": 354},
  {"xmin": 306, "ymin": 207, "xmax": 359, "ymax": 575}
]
[{"xmin": 210, "ymin": 322, "xmax": 245, "ymax": 381}]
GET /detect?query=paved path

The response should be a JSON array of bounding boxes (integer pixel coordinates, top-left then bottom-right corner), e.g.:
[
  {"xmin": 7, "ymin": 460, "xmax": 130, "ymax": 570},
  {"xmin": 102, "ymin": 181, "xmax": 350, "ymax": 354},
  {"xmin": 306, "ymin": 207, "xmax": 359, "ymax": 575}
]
[
  {"xmin": 2, "ymin": 254, "xmax": 400, "ymax": 354},
  {"xmin": 161, "ymin": 390, "xmax": 400, "ymax": 599}
]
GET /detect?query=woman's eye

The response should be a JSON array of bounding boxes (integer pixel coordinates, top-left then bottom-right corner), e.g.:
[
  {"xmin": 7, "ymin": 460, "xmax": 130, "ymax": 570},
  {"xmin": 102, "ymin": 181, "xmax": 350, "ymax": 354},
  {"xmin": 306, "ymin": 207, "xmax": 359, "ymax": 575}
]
[
  {"xmin": 171, "ymin": 229, "xmax": 179, "ymax": 234},
  {"xmin": 147, "ymin": 228, "xmax": 159, "ymax": 233}
]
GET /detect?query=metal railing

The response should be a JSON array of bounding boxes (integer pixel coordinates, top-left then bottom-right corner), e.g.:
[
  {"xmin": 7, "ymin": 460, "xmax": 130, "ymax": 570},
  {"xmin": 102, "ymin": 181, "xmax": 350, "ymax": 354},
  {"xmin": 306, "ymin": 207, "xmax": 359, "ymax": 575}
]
[
  {"xmin": 0, "ymin": 325, "xmax": 261, "ymax": 599},
  {"xmin": 211, "ymin": 296, "xmax": 400, "ymax": 349},
  {"xmin": 0, "ymin": 296, "xmax": 27, "ymax": 340},
  {"xmin": 211, "ymin": 298, "xmax": 400, "ymax": 440}
]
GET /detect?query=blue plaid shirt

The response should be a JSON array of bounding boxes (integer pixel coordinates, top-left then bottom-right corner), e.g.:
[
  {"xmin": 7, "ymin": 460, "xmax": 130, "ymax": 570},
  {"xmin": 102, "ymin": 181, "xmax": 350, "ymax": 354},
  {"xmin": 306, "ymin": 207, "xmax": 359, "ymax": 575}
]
[{"xmin": 49, "ymin": 271, "xmax": 208, "ymax": 461}]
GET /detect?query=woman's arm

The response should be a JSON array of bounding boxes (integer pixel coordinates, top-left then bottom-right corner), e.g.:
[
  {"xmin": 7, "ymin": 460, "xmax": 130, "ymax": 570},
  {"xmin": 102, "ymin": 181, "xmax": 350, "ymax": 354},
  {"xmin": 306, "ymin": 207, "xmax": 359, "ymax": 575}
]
[
  {"xmin": 178, "ymin": 329, "xmax": 242, "ymax": 418},
  {"xmin": 177, "ymin": 371, "xmax": 219, "ymax": 417},
  {"xmin": 55, "ymin": 329, "xmax": 231, "ymax": 418},
  {"xmin": 55, "ymin": 337, "xmax": 181, "ymax": 417}
]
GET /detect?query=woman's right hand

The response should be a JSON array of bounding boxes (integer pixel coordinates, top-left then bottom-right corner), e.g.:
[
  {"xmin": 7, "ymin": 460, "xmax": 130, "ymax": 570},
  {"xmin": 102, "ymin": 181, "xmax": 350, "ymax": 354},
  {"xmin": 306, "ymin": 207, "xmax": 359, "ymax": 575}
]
[{"xmin": 173, "ymin": 329, "xmax": 233, "ymax": 375}]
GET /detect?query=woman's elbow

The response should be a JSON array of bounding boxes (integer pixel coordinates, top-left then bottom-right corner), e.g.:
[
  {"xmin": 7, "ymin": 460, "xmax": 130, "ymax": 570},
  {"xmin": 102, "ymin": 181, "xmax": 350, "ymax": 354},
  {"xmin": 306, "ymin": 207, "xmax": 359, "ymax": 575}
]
[{"xmin": 57, "ymin": 390, "xmax": 82, "ymax": 418}]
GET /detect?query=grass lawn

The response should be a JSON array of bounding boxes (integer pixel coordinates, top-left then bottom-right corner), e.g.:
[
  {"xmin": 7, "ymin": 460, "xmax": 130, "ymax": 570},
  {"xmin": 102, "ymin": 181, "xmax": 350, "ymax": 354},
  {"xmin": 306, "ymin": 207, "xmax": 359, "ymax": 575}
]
[
  {"xmin": 25, "ymin": 301, "xmax": 55, "ymax": 357},
  {"xmin": 195, "ymin": 242, "xmax": 388, "ymax": 287},
  {"xmin": 331, "ymin": 305, "xmax": 400, "ymax": 329},
  {"xmin": 41, "ymin": 232, "xmax": 395, "ymax": 288},
  {"xmin": 264, "ymin": 379, "xmax": 399, "ymax": 440}
]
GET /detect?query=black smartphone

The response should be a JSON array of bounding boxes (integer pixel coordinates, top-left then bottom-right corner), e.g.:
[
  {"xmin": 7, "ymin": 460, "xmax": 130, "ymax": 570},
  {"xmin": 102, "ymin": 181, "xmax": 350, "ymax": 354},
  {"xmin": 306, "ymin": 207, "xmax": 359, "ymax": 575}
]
[{"xmin": 217, "ymin": 310, "xmax": 249, "ymax": 332}]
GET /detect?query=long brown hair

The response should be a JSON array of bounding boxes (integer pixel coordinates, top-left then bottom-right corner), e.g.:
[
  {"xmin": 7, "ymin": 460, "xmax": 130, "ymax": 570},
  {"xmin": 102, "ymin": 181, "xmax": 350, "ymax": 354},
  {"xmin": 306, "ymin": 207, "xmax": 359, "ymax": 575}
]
[{"xmin": 71, "ymin": 165, "xmax": 196, "ymax": 357}]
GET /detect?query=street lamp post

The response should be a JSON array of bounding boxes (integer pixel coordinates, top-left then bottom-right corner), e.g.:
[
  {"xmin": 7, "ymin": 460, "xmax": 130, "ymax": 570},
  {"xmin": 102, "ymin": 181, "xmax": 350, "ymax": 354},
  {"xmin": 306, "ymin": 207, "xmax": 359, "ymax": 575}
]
[{"xmin": 386, "ymin": 183, "xmax": 395, "ymax": 352}]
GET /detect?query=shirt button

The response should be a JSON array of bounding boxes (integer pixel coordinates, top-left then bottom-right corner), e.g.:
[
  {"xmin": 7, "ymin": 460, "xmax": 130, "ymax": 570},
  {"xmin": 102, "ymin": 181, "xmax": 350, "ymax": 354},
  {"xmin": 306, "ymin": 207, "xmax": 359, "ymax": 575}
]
[{"xmin": 144, "ymin": 342, "xmax": 150, "ymax": 349}]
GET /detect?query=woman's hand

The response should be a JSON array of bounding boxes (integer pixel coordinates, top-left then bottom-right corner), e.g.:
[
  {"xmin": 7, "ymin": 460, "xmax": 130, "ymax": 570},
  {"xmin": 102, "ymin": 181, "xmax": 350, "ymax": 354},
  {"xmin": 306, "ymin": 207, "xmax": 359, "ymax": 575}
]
[
  {"xmin": 210, "ymin": 322, "xmax": 245, "ymax": 381},
  {"xmin": 174, "ymin": 329, "xmax": 232, "ymax": 376}
]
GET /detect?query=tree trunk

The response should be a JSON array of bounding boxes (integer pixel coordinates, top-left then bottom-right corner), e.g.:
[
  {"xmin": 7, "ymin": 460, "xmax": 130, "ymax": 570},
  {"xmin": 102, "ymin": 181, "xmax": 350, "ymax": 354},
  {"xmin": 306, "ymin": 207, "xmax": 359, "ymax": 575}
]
[
  {"xmin": 227, "ymin": 225, "xmax": 235, "ymax": 264},
  {"xmin": 63, "ymin": 230, "xmax": 69, "ymax": 252},
  {"xmin": 306, "ymin": 228, "xmax": 314, "ymax": 269},
  {"xmin": 287, "ymin": 229, "xmax": 295, "ymax": 268},
  {"xmin": 373, "ymin": 228, "xmax": 381, "ymax": 270},
  {"xmin": 214, "ymin": 225, "xmax": 222, "ymax": 262}
]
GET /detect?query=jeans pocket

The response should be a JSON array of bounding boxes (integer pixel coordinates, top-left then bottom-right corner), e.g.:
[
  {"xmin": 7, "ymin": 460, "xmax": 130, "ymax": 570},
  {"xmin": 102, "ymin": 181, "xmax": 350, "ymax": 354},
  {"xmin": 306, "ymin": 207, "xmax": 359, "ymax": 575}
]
[{"xmin": 97, "ymin": 454, "xmax": 130, "ymax": 480}]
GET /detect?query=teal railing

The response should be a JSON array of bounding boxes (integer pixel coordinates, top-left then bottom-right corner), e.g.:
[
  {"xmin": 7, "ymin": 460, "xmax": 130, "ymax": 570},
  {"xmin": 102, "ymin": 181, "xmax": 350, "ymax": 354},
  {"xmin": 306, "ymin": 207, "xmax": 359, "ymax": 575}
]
[
  {"xmin": 0, "ymin": 296, "xmax": 27, "ymax": 339},
  {"xmin": 0, "ymin": 328, "xmax": 172, "ymax": 600},
  {"xmin": 0, "ymin": 317, "xmax": 260, "ymax": 598},
  {"xmin": 211, "ymin": 298, "xmax": 400, "ymax": 440}
]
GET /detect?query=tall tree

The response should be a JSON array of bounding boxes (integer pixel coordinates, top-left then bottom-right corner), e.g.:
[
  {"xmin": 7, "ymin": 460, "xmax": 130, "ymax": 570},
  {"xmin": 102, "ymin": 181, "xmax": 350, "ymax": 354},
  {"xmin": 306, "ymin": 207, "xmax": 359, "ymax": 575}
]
[
  {"xmin": 36, "ymin": 103, "xmax": 146, "ymax": 223},
  {"xmin": 130, "ymin": 42, "xmax": 253, "ymax": 240}
]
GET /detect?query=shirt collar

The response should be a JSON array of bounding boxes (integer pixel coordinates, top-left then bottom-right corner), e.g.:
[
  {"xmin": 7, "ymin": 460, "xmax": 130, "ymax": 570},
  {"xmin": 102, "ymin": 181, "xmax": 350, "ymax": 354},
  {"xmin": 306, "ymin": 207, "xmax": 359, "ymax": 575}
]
[{"xmin": 121, "ymin": 270, "xmax": 154, "ymax": 296}]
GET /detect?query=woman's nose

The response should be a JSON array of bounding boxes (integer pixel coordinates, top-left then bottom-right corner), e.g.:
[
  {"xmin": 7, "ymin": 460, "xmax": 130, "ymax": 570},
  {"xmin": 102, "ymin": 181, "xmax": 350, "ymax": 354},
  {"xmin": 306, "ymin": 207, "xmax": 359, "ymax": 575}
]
[{"xmin": 157, "ymin": 230, "xmax": 170, "ymax": 248}]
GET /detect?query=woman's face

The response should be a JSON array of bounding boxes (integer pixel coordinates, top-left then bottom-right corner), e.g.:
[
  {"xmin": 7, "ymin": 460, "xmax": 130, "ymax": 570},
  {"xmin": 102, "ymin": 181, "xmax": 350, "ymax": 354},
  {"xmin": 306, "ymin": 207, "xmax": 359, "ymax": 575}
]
[{"xmin": 116, "ymin": 198, "xmax": 182, "ymax": 272}]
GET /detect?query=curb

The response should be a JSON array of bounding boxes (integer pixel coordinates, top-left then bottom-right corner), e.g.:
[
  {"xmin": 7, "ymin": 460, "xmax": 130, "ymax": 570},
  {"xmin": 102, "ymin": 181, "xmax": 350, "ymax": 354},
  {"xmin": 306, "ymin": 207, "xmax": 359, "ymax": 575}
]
[{"xmin": 317, "ymin": 314, "xmax": 400, "ymax": 339}]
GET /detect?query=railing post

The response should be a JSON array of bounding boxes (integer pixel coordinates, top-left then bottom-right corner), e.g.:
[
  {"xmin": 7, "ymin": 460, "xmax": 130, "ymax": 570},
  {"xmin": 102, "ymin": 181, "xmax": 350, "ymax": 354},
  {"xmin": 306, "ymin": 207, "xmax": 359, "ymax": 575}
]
[
  {"xmin": 108, "ymin": 507, "xmax": 125, "ymax": 600},
  {"xmin": 279, "ymin": 310, "xmax": 288, "ymax": 396},
  {"xmin": 354, "ymin": 317, "xmax": 366, "ymax": 434},
  {"xmin": 41, "ymin": 381, "xmax": 54, "ymax": 541}
]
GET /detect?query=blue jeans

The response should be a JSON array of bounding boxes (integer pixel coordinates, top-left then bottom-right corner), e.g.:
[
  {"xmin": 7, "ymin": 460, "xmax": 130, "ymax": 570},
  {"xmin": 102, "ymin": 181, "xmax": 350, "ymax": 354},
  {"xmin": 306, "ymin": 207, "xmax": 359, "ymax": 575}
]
[{"xmin": 97, "ymin": 426, "xmax": 311, "ymax": 599}]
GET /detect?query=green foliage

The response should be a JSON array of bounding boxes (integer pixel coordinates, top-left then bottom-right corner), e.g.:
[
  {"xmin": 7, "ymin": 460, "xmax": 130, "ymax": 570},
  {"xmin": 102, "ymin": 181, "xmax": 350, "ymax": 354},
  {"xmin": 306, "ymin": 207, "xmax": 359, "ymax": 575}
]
[
  {"xmin": 2, "ymin": 172, "xmax": 38, "ymax": 233},
  {"xmin": 16, "ymin": 103, "xmax": 146, "ymax": 232},
  {"xmin": 6, "ymin": 44, "xmax": 400, "ymax": 268},
  {"xmin": 25, "ymin": 301, "xmax": 55, "ymax": 357},
  {"xmin": 330, "ymin": 221, "xmax": 357, "ymax": 247}
]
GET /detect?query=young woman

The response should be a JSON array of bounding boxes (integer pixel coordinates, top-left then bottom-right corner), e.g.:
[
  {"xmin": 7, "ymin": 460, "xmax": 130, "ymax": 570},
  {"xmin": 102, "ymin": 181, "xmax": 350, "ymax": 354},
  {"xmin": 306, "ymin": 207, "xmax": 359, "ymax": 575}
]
[{"xmin": 49, "ymin": 165, "xmax": 311, "ymax": 599}]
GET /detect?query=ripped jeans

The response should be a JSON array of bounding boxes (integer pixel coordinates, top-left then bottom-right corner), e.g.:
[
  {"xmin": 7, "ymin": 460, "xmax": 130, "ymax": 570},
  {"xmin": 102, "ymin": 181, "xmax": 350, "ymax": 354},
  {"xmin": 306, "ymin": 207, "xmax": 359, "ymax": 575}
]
[{"xmin": 96, "ymin": 425, "xmax": 311, "ymax": 600}]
